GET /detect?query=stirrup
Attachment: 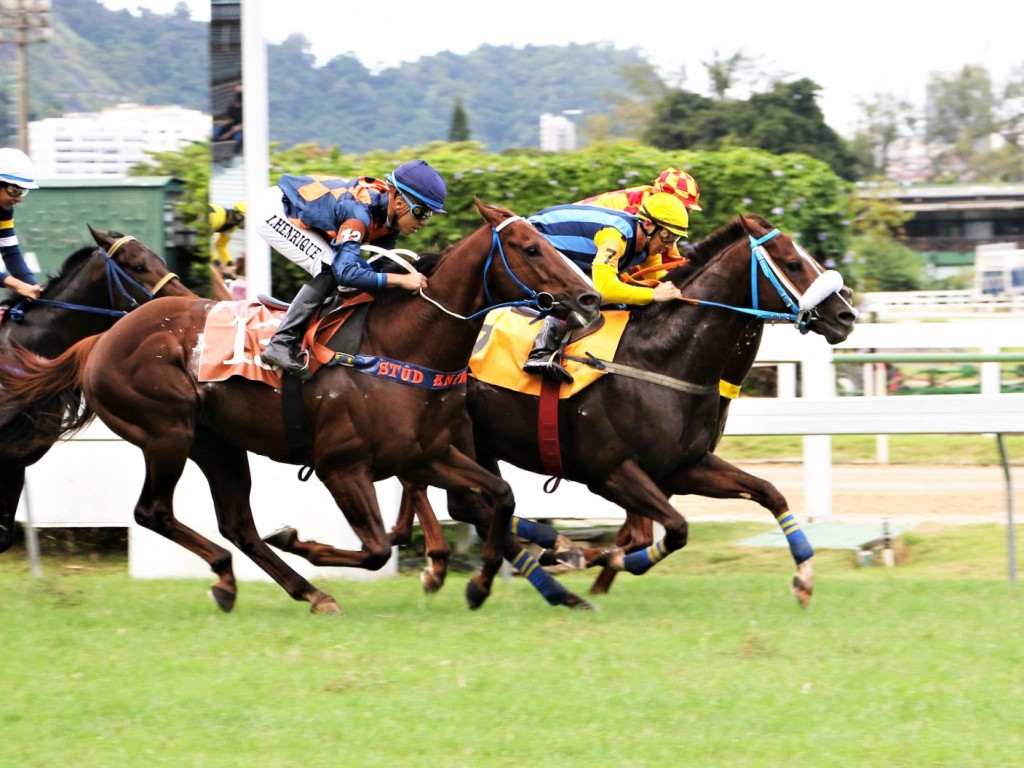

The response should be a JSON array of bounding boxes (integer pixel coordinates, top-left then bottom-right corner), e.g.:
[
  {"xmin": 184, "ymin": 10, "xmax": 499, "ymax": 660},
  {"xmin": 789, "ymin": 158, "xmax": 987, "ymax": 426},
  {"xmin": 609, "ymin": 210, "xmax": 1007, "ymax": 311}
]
[{"xmin": 524, "ymin": 359, "xmax": 573, "ymax": 384}]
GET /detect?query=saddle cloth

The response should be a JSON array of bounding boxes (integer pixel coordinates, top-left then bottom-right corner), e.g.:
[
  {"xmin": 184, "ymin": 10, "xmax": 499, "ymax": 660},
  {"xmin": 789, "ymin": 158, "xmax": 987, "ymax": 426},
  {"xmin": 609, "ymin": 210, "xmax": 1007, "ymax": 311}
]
[
  {"xmin": 197, "ymin": 296, "xmax": 372, "ymax": 385},
  {"xmin": 470, "ymin": 308, "xmax": 629, "ymax": 398}
]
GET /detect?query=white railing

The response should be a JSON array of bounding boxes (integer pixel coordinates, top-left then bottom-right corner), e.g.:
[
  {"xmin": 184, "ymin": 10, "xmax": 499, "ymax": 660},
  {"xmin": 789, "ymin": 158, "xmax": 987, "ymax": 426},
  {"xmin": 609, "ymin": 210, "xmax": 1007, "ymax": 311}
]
[{"xmin": 859, "ymin": 290, "xmax": 1024, "ymax": 319}]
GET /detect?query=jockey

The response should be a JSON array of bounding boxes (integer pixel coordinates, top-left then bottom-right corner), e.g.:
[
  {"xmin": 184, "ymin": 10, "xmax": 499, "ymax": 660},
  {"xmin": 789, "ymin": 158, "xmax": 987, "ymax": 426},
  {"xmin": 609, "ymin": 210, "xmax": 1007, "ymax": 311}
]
[
  {"xmin": 523, "ymin": 193, "xmax": 689, "ymax": 383},
  {"xmin": 252, "ymin": 159, "xmax": 447, "ymax": 380},
  {"xmin": 0, "ymin": 147, "xmax": 42, "ymax": 301},
  {"xmin": 208, "ymin": 201, "xmax": 246, "ymax": 271},
  {"xmin": 577, "ymin": 167, "xmax": 702, "ymax": 267}
]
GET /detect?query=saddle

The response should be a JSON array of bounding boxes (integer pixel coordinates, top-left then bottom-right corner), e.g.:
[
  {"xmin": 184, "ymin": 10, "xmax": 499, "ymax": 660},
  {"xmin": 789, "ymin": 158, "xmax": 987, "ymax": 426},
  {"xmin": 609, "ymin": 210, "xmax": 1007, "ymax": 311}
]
[{"xmin": 197, "ymin": 293, "xmax": 373, "ymax": 386}]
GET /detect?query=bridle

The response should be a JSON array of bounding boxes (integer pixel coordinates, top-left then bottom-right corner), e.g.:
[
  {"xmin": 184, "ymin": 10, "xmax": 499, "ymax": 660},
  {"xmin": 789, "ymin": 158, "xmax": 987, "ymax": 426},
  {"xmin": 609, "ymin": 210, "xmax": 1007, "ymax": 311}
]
[
  {"xmin": 676, "ymin": 228, "xmax": 849, "ymax": 333},
  {"xmin": 6, "ymin": 235, "xmax": 180, "ymax": 322},
  {"xmin": 367, "ymin": 216, "xmax": 567, "ymax": 322}
]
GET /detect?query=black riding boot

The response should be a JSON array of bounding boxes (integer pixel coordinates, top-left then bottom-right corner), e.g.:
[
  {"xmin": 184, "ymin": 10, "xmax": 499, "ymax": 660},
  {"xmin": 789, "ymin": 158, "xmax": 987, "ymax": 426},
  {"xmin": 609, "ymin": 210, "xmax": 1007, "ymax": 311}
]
[
  {"xmin": 260, "ymin": 271, "xmax": 336, "ymax": 381},
  {"xmin": 522, "ymin": 316, "xmax": 573, "ymax": 384}
]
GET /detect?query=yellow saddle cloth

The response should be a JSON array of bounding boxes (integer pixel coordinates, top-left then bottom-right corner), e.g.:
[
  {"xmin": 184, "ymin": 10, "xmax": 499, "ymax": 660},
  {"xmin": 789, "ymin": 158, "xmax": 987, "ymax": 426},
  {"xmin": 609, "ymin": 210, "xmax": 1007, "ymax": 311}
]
[{"xmin": 469, "ymin": 308, "xmax": 629, "ymax": 398}]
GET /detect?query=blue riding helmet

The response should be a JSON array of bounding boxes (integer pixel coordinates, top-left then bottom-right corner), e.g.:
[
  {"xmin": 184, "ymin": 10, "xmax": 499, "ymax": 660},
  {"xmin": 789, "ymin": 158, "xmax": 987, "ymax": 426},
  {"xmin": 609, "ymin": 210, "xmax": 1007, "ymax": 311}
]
[{"xmin": 387, "ymin": 160, "xmax": 447, "ymax": 214}]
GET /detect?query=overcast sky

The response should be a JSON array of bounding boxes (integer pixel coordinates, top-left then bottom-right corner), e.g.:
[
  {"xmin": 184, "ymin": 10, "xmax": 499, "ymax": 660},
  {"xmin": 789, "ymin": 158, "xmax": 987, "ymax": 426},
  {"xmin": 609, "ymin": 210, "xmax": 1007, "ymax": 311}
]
[{"xmin": 101, "ymin": 0, "xmax": 1021, "ymax": 137}]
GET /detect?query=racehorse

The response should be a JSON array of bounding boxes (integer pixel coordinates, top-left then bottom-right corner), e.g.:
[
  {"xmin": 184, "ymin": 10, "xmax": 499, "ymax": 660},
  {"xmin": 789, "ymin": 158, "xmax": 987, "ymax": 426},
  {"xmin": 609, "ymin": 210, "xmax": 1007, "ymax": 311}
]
[
  {"xmin": 381, "ymin": 214, "xmax": 857, "ymax": 608},
  {"xmin": 0, "ymin": 201, "xmax": 601, "ymax": 613},
  {"xmin": 0, "ymin": 227, "xmax": 187, "ymax": 553}
]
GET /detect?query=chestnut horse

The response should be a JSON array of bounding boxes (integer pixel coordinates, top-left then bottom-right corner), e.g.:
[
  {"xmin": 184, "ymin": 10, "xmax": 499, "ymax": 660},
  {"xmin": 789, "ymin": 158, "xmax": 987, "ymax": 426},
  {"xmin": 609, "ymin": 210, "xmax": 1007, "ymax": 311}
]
[
  {"xmin": 0, "ymin": 227, "xmax": 187, "ymax": 553},
  {"xmin": 0, "ymin": 201, "xmax": 600, "ymax": 613},
  {"xmin": 382, "ymin": 214, "xmax": 857, "ymax": 608}
]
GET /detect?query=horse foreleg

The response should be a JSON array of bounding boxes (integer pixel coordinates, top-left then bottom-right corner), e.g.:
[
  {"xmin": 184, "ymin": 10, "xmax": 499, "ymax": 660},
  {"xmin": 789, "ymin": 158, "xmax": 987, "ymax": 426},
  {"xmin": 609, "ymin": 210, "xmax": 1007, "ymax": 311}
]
[
  {"xmin": 666, "ymin": 452, "xmax": 814, "ymax": 607},
  {"xmin": 398, "ymin": 481, "xmax": 450, "ymax": 594},
  {"xmin": 587, "ymin": 513, "xmax": 654, "ymax": 595},
  {"xmin": 585, "ymin": 462, "xmax": 689, "ymax": 579},
  {"xmin": 410, "ymin": 446, "xmax": 517, "ymax": 611},
  {"xmin": 190, "ymin": 433, "xmax": 339, "ymax": 614},
  {"xmin": 0, "ymin": 466, "xmax": 25, "ymax": 554}
]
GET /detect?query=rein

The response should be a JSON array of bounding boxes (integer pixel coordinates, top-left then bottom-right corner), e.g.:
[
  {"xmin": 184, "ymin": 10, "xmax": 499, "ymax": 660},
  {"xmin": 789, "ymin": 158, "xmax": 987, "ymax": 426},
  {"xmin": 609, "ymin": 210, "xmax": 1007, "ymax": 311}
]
[
  {"xmin": 6, "ymin": 236, "xmax": 180, "ymax": 322},
  {"xmin": 562, "ymin": 352, "xmax": 719, "ymax": 395},
  {"xmin": 676, "ymin": 229, "xmax": 844, "ymax": 333},
  {"xmin": 415, "ymin": 216, "xmax": 557, "ymax": 321}
]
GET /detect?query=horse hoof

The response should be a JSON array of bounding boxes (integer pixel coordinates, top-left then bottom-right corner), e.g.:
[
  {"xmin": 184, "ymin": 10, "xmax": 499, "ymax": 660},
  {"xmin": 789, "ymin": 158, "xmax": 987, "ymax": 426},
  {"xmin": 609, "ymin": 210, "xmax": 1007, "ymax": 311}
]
[
  {"xmin": 310, "ymin": 593, "xmax": 342, "ymax": 615},
  {"xmin": 209, "ymin": 584, "xmax": 237, "ymax": 613},
  {"xmin": 421, "ymin": 569, "xmax": 445, "ymax": 594},
  {"xmin": 562, "ymin": 593, "xmax": 598, "ymax": 611},
  {"xmin": 465, "ymin": 578, "xmax": 490, "ymax": 611},
  {"xmin": 590, "ymin": 547, "xmax": 625, "ymax": 571},
  {"xmin": 263, "ymin": 526, "xmax": 298, "ymax": 551},
  {"xmin": 791, "ymin": 577, "xmax": 813, "ymax": 609}
]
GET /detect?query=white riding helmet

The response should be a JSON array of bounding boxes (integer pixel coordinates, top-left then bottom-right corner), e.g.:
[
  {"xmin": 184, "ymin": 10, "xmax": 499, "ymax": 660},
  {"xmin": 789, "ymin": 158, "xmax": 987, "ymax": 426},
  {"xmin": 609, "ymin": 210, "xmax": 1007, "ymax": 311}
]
[{"xmin": 0, "ymin": 147, "xmax": 40, "ymax": 189}]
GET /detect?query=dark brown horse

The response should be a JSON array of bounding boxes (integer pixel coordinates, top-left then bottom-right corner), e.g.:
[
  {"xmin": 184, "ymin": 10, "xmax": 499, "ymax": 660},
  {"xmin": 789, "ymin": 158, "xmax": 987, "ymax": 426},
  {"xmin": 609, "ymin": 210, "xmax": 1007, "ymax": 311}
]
[
  {"xmin": 0, "ymin": 201, "xmax": 600, "ymax": 613},
  {"xmin": 0, "ymin": 227, "xmax": 187, "ymax": 553},
  {"xmin": 380, "ymin": 214, "xmax": 857, "ymax": 608}
]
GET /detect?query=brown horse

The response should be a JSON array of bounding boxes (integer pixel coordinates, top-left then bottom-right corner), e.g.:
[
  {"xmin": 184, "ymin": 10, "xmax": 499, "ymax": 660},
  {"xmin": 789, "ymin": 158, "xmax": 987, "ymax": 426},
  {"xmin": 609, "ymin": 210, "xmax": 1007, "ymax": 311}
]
[
  {"xmin": 0, "ymin": 227, "xmax": 187, "ymax": 553},
  {"xmin": 0, "ymin": 201, "xmax": 600, "ymax": 613},
  {"xmin": 380, "ymin": 214, "xmax": 857, "ymax": 608}
]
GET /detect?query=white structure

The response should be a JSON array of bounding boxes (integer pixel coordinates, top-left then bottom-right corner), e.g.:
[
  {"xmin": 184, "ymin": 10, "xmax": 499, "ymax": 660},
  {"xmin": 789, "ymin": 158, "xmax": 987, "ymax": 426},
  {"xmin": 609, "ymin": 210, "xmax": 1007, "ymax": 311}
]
[
  {"xmin": 29, "ymin": 104, "xmax": 210, "ymax": 177},
  {"xmin": 539, "ymin": 112, "xmax": 576, "ymax": 152},
  {"xmin": 974, "ymin": 242, "xmax": 1024, "ymax": 298}
]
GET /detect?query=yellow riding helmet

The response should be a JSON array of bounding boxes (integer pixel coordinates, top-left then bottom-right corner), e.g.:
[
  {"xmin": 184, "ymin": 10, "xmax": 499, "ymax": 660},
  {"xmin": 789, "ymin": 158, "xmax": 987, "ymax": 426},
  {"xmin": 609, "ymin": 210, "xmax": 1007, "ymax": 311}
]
[
  {"xmin": 654, "ymin": 168, "xmax": 702, "ymax": 211},
  {"xmin": 233, "ymin": 201, "xmax": 247, "ymax": 216},
  {"xmin": 637, "ymin": 192, "xmax": 689, "ymax": 236}
]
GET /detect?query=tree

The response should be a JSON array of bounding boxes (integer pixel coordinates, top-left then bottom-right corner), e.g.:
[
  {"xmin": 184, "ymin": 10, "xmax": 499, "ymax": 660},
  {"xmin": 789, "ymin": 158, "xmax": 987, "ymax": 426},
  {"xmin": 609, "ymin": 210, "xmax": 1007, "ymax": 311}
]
[
  {"xmin": 702, "ymin": 49, "xmax": 757, "ymax": 99},
  {"xmin": 447, "ymin": 97, "xmax": 471, "ymax": 142},
  {"xmin": 852, "ymin": 92, "xmax": 917, "ymax": 179},
  {"xmin": 924, "ymin": 65, "xmax": 998, "ymax": 179}
]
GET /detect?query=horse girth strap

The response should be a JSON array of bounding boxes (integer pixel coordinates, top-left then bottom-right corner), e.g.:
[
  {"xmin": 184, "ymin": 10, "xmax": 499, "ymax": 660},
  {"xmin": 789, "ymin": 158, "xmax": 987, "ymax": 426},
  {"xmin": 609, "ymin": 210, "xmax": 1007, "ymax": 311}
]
[
  {"xmin": 537, "ymin": 377, "xmax": 564, "ymax": 486},
  {"xmin": 562, "ymin": 354, "xmax": 719, "ymax": 396}
]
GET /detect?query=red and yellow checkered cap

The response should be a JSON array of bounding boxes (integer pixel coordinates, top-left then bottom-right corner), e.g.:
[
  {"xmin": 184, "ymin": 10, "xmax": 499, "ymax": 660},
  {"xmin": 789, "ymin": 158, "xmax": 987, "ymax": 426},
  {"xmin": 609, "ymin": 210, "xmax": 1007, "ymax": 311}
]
[{"xmin": 654, "ymin": 168, "xmax": 702, "ymax": 211}]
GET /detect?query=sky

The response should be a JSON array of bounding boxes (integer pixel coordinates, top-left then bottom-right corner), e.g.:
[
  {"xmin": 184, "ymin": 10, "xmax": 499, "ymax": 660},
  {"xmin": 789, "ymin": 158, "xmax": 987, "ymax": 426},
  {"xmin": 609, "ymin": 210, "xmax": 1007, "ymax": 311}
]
[{"xmin": 99, "ymin": 0, "xmax": 1022, "ymax": 137}]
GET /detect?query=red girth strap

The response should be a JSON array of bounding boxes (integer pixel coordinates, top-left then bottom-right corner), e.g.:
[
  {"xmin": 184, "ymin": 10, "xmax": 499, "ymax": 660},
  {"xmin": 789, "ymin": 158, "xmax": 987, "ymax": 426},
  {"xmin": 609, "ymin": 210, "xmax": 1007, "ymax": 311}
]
[{"xmin": 538, "ymin": 377, "xmax": 564, "ymax": 492}]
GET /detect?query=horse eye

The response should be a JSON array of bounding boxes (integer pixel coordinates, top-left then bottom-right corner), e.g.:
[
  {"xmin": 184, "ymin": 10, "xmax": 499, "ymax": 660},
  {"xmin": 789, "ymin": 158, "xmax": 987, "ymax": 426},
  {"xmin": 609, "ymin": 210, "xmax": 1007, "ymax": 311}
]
[
  {"xmin": 132, "ymin": 265, "xmax": 147, "ymax": 274},
  {"xmin": 525, "ymin": 244, "xmax": 540, "ymax": 257},
  {"xmin": 784, "ymin": 261, "xmax": 804, "ymax": 274}
]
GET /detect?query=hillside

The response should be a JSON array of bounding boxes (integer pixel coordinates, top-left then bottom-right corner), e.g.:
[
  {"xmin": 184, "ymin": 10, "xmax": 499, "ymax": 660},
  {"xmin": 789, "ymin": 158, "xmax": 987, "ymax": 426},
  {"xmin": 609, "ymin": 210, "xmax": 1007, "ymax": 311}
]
[{"xmin": 0, "ymin": 0, "xmax": 661, "ymax": 153}]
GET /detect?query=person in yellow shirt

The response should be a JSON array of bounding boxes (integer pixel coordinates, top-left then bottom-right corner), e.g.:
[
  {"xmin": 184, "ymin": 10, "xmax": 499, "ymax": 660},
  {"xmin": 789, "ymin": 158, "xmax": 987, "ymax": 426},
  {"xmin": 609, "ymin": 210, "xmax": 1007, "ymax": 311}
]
[
  {"xmin": 208, "ymin": 201, "xmax": 246, "ymax": 272},
  {"xmin": 523, "ymin": 193, "xmax": 689, "ymax": 383},
  {"xmin": 577, "ymin": 167, "xmax": 701, "ymax": 269}
]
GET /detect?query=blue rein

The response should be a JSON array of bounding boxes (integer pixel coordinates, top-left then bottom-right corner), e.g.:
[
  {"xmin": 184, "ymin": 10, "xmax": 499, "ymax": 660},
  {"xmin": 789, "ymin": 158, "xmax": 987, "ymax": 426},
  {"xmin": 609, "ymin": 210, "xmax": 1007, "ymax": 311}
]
[
  {"xmin": 6, "ymin": 244, "xmax": 165, "ymax": 323},
  {"xmin": 464, "ymin": 217, "xmax": 556, "ymax": 321},
  {"xmin": 684, "ymin": 228, "xmax": 813, "ymax": 333}
]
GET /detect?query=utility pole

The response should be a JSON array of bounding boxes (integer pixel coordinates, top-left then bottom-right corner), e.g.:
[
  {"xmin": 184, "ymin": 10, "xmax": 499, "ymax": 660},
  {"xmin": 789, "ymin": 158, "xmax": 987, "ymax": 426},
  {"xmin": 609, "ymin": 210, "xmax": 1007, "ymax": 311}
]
[{"xmin": 0, "ymin": 0, "xmax": 52, "ymax": 154}]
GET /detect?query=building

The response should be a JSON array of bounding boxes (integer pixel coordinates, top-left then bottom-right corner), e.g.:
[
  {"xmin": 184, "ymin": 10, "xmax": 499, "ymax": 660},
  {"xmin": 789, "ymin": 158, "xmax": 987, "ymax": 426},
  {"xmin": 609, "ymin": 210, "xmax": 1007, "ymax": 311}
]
[
  {"xmin": 539, "ymin": 112, "xmax": 577, "ymax": 152},
  {"xmin": 29, "ymin": 104, "xmax": 210, "ymax": 178},
  {"xmin": 861, "ymin": 183, "xmax": 1024, "ymax": 286}
]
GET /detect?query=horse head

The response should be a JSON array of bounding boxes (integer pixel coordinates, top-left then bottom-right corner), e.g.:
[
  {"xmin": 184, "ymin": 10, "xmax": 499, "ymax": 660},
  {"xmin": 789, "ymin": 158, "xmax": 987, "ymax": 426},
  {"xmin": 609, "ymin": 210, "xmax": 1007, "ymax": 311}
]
[
  {"xmin": 739, "ymin": 215, "xmax": 857, "ymax": 344},
  {"xmin": 472, "ymin": 200, "xmax": 601, "ymax": 328},
  {"xmin": 86, "ymin": 225, "xmax": 191, "ymax": 306}
]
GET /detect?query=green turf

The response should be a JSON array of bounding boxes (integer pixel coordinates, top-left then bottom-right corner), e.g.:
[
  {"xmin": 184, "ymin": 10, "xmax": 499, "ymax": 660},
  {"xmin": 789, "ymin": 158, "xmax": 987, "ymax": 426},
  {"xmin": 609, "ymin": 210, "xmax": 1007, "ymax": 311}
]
[{"xmin": 2, "ymin": 522, "xmax": 1021, "ymax": 767}]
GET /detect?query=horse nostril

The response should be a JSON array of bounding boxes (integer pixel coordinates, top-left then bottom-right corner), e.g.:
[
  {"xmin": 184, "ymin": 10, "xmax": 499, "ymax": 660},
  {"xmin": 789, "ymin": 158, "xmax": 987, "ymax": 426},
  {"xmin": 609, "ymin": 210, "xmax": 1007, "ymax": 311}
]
[{"xmin": 580, "ymin": 292, "xmax": 600, "ymax": 308}]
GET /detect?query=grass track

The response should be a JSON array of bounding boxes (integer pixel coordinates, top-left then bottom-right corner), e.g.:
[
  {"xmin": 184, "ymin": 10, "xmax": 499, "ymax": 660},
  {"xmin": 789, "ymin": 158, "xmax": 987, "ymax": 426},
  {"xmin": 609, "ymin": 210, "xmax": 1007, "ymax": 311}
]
[{"xmin": 2, "ymin": 523, "xmax": 1022, "ymax": 767}]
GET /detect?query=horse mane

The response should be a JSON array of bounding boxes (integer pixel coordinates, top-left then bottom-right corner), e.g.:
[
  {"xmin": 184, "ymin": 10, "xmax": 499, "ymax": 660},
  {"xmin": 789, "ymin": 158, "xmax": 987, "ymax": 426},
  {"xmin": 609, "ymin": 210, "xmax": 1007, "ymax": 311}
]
[{"xmin": 360, "ymin": 250, "xmax": 446, "ymax": 312}]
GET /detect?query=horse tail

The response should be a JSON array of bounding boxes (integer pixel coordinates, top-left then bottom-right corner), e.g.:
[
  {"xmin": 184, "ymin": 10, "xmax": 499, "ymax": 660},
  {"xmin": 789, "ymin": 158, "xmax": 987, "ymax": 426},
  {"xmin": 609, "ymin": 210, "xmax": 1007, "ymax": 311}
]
[{"xmin": 0, "ymin": 335, "xmax": 101, "ymax": 448}]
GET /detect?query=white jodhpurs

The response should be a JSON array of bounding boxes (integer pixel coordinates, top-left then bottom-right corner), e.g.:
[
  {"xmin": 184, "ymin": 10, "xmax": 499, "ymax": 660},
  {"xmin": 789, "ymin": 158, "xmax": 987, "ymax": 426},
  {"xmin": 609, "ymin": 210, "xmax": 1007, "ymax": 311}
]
[{"xmin": 251, "ymin": 185, "xmax": 333, "ymax": 277}]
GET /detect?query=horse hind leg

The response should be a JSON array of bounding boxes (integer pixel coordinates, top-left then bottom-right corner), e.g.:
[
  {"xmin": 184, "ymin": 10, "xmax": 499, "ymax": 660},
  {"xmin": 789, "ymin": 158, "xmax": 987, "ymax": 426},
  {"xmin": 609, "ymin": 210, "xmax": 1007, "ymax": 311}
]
[
  {"xmin": 588, "ymin": 513, "xmax": 654, "ymax": 595},
  {"xmin": 189, "ymin": 431, "xmax": 340, "ymax": 614},
  {"xmin": 131, "ymin": 434, "xmax": 242, "ymax": 612}
]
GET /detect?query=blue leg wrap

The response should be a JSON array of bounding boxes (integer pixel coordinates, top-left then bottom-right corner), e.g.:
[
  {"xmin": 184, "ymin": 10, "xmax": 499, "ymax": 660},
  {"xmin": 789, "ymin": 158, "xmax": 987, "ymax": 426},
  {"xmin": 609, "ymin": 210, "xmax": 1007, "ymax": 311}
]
[
  {"xmin": 778, "ymin": 512, "xmax": 813, "ymax": 564},
  {"xmin": 509, "ymin": 516, "xmax": 559, "ymax": 549},
  {"xmin": 622, "ymin": 537, "xmax": 669, "ymax": 575},
  {"xmin": 510, "ymin": 549, "xmax": 569, "ymax": 605}
]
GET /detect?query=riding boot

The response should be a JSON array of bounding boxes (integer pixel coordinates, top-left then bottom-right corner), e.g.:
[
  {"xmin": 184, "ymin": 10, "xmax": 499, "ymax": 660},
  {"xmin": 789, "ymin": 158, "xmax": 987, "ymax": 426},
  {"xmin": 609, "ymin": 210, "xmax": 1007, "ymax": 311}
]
[
  {"xmin": 522, "ymin": 316, "xmax": 574, "ymax": 384},
  {"xmin": 259, "ymin": 271, "xmax": 336, "ymax": 381}
]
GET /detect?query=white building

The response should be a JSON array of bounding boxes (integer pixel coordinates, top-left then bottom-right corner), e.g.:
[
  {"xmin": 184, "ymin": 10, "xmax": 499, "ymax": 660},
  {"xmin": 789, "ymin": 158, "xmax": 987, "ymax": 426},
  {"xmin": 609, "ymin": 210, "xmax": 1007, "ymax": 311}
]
[
  {"xmin": 539, "ymin": 112, "xmax": 577, "ymax": 152},
  {"xmin": 29, "ymin": 104, "xmax": 210, "ymax": 178}
]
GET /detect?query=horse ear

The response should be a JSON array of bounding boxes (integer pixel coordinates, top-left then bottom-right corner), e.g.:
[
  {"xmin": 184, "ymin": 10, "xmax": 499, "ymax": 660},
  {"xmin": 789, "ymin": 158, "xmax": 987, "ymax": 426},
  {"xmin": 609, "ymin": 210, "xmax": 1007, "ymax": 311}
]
[{"xmin": 88, "ymin": 225, "xmax": 110, "ymax": 249}]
